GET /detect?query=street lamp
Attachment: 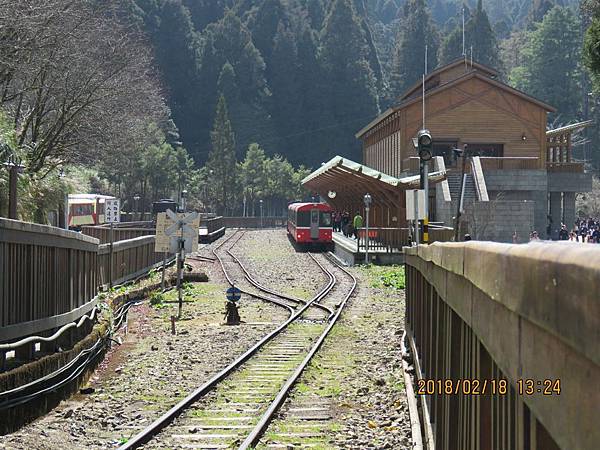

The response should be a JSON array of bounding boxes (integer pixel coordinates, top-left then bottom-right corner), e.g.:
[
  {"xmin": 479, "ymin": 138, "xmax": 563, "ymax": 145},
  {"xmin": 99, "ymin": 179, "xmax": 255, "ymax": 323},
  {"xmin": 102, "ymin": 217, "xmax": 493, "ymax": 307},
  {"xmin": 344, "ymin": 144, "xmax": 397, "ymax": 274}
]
[
  {"xmin": 259, "ymin": 199, "xmax": 264, "ymax": 228},
  {"xmin": 363, "ymin": 193, "xmax": 372, "ymax": 264},
  {"xmin": 133, "ymin": 194, "xmax": 140, "ymax": 222}
]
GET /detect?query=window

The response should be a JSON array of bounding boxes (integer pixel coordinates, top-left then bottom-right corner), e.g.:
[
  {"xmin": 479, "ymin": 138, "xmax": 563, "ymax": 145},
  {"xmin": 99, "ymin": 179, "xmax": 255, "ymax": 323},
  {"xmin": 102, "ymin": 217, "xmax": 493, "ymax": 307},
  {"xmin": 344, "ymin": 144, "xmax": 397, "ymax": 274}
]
[
  {"xmin": 432, "ymin": 141, "xmax": 459, "ymax": 167},
  {"xmin": 468, "ymin": 144, "xmax": 504, "ymax": 158},
  {"xmin": 297, "ymin": 211, "xmax": 310, "ymax": 227},
  {"xmin": 320, "ymin": 211, "xmax": 332, "ymax": 227}
]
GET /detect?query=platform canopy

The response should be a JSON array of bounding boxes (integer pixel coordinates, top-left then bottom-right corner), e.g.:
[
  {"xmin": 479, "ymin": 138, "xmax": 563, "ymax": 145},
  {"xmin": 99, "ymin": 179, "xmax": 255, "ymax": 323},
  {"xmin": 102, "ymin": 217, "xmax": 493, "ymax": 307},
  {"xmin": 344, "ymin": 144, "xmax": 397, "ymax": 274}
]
[{"xmin": 302, "ymin": 156, "xmax": 446, "ymax": 211}]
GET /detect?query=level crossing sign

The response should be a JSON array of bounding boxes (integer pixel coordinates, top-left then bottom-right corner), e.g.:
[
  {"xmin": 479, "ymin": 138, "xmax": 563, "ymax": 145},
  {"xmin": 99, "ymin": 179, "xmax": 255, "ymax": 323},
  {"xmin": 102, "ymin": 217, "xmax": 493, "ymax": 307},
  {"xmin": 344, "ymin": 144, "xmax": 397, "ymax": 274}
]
[
  {"xmin": 226, "ymin": 286, "xmax": 242, "ymax": 302},
  {"xmin": 155, "ymin": 209, "xmax": 200, "ymax": 254},
  {"xmin": 105, "ymin": 198, "xmax": 121, "ymax": 223}
]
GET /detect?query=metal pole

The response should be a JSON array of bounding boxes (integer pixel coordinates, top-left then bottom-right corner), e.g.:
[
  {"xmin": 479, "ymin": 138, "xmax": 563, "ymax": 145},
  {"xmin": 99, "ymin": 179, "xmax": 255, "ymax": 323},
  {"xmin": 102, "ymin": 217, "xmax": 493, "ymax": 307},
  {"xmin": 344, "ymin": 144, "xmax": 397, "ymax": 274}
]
[
  {"xmin": 109, "ymin": 222, "xmax": 114, "ymax": 289},
  {"xmin": 423, "ymin": 161, "xmax": 429, "ymax": 243},
  {"xmin": 365, "ymin": 206, "xmax": 370, "ymax": 264},
  {"xmin": 177, "ymin": 236, "xmax": 183, "ymax": 319},
  {"xmin": 413, "ymin": 190, "xmax": 420, "ymax": 245},
  {"xmin": 161, "ymin": 252, "xmax": 167, "ymax": 290},
  {"xmin": 454, "ymin": 152, "xmax": 468, "ymax": 242}
]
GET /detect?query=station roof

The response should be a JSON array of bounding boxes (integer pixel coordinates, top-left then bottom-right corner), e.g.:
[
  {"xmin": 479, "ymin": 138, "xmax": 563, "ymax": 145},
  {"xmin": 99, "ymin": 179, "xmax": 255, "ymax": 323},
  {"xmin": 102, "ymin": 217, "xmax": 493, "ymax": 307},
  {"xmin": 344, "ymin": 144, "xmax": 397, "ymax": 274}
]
[
  {"xmin": 302, "ymin": 156, "xmax": 446, "ymax": 209},
  {"xmin": 546, "ymin": 120, "xmax": 594, "ymax": 137}
]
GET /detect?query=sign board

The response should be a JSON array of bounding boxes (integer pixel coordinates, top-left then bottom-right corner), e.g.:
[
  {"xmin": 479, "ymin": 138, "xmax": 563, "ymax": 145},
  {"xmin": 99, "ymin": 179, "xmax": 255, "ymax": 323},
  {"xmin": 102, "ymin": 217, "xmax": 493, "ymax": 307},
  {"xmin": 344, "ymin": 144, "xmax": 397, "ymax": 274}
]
[
  {"xmin": 406, "ymin": 190, "xmax": 426, "ymax": 220},
  {"xmin": 155, "ymin": 210, "xmax": 200, "ymax": 253},
  {"xmin": 226, "ymin": 286, "xmax": 242, "ymax": 302},
  {"xmin": 105, "ymin": 198, "xmax": 121, "ymax": 223}
]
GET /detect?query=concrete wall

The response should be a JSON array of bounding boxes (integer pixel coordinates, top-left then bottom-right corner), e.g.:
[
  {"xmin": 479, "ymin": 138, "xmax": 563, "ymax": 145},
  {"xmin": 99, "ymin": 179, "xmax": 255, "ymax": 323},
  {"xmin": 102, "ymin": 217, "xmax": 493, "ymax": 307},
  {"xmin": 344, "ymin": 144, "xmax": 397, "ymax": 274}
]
[
  {"xmin": 405, "ymin": 242, "xmax": 600, "ymax": 450},
  {"xmin": 548, "ymin": 172, "xmax": 592, "ymax": 192},
  {"xmin": 466, "ymin": 200, "xmax": 535, "ymax": 243}
]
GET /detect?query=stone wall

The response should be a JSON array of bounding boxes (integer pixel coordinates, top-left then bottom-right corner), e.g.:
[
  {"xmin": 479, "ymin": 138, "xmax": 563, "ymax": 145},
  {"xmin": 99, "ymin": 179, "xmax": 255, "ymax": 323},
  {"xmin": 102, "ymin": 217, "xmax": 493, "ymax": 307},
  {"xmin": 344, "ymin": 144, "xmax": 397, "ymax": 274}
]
[{"xmin": 465, "ymin": 200, "xmax": 535, "ymax": 243}]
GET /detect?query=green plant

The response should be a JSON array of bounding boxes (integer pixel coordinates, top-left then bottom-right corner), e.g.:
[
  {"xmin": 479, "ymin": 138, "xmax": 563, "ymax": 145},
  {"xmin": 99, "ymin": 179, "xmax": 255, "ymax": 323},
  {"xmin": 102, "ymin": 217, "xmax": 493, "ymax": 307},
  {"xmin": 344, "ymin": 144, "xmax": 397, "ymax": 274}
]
[{"xmin": 149, "ymin": 292, "xmax": 165, "ymax": 306}]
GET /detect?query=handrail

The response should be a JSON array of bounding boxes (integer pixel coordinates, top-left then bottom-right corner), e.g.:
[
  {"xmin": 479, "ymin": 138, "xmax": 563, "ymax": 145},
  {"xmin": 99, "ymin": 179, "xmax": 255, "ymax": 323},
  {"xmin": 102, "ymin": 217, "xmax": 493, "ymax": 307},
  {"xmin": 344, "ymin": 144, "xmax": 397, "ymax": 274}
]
[{"xmin": 470, "ymin": 156, "xmax": 489, "ymax": 201}]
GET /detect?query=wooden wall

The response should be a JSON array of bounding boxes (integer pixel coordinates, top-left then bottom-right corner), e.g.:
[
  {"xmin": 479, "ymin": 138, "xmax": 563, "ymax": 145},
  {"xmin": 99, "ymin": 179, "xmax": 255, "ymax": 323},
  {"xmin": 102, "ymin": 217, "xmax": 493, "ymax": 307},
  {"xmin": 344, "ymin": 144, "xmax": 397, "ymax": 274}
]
[{"xmin": 362, "ymin": 75, "xmax": 548, "ymax": 177}]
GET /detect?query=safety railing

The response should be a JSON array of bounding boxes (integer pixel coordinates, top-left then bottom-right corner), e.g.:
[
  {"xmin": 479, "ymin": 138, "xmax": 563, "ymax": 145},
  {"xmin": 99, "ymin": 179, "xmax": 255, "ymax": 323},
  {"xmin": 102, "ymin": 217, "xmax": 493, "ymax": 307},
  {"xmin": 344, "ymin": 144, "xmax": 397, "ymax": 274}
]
[
  {"xmin": 0, "ymin": 219, "xmax": 99, "ymax": 365},
  {"xmin": 357, "ymin": 227, "xmax": 454, "ymax": 252},
  {"xmin": 224, "ymin": 217, "xmax": 287, "ymax": 228},
  {"xmin": 81, "ymin": 225, "xmax": 155, "ymax": 244},
  {"xmin": 404, "ymin": 242, "xmax": 599, "ymax": 450},
  {"xmin": 98, "ymin": 235, "xmax": 166, "ymax": 287},
  {"xmin": 479, "ymin": 156, "xmax": 540, "ymax": 170}
]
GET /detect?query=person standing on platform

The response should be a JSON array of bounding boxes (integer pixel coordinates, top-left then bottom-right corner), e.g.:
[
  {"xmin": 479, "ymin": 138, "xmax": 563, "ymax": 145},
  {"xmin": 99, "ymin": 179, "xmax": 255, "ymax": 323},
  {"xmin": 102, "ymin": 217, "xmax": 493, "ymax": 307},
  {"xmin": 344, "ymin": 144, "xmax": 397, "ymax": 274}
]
[
  {"xmin": 342, "ymin": 211, "xmax": 350, "ymax": 236},
  {"xmin": 352, "ymin": 211, "xmax": 363, "ymax": 240}
]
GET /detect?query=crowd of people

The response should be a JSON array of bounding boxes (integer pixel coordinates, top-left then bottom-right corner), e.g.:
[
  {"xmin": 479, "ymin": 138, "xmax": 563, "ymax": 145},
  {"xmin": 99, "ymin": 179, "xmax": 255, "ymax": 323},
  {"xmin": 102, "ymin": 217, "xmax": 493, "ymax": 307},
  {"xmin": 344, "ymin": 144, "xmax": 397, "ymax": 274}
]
[
  {"xmin": 332, "ymin": 210, "xmax": 363, "ymax": 239},
  {"xmin": 529, "ymin": 217, "xmax": 600, "ymax": 242}
]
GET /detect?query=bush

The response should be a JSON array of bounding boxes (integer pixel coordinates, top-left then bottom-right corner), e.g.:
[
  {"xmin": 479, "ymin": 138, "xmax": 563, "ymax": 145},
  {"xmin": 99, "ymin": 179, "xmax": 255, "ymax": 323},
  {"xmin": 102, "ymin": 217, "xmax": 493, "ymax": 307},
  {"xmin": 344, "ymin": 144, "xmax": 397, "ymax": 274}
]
[{"xmin": 149, "ymin": 292, "xmax": 165, "ymax": 306}]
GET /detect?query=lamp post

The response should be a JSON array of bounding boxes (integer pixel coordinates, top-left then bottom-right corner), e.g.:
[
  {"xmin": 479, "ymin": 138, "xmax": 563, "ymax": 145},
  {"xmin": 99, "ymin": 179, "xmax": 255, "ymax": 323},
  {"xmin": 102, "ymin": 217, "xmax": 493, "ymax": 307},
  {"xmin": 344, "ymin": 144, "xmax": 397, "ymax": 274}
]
[
  {"xmin": 133, "ymin": 194, "xmax": 140, "ymax": 222},
  {"xmin": 363, "ymin": 193, "xmax": 372, "ymax": 264},
  {"xmin": 2, "ymin": 153, "xmax": 25, "ymax": 220},
  {"xmin": 259, "ymin": 199, "xmax": 264, "ymax": 228}
]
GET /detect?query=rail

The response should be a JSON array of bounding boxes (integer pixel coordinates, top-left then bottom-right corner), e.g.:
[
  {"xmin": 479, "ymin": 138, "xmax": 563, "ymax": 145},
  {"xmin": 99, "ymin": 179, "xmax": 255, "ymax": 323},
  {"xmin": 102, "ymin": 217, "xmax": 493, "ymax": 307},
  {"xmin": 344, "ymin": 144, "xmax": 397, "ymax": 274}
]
[
  {"xmin": 479, "ymin": 156, "xmax": 540, "ymax": 170},
  {"xmin": 357, "ymin": 227, "xmax": 454, "ymax": 252},
  {"xmin": 404, "ymin": 242, "xmax": 600, "ymax": 450},
  {"xmin": 224, "ymin": 216, "xmax": 287, "ymax": 228}
]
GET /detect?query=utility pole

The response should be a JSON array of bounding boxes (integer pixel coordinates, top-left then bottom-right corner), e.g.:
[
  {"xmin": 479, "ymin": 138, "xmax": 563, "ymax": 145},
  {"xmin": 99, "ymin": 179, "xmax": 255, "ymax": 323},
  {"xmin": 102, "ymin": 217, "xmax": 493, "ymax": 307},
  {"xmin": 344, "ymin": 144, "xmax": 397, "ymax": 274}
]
[{"xmin": 2, "ymin": 154, "xmax": 25, "ymax": 219}]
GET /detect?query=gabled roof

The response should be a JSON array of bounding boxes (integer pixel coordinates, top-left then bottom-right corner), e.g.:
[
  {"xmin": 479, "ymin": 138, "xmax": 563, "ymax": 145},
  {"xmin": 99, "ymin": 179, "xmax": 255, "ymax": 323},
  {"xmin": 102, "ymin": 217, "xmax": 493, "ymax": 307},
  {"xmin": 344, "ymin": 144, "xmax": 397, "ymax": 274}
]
[
  {"xmin": 397, "ymin": 71, "xmax": 556, "ymax": 113},
  {"xmin": 302, "ymin": 156, "xmax": 446, "ymax": 210},
  {"xmin": 400, "ymin": 57, "xmax": 498, "ymax": 101},
  {"xmin": 356, "ymin": 71, "xmax": 556, "ymax": 140}
]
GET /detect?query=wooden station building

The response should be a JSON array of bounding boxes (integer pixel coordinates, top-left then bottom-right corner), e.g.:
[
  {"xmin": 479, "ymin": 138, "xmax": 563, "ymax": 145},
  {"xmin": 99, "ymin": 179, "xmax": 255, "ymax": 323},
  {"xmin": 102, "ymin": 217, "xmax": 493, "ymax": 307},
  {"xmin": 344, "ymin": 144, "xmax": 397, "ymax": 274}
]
[
  {"xmin": 364, "ymin": 58, "xmax": 592, "ymax": 241},
  {"xmin": 303, "ymin": 57, "xmax": 592, "ymax": 244}
]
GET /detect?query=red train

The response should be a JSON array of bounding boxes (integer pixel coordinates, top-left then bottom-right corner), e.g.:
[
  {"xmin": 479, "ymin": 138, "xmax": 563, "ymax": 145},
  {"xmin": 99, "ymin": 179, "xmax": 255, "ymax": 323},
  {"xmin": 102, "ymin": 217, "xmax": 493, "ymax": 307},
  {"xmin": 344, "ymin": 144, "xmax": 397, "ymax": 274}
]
[{"xmin": 287, "ymin": 202, "xmax": 333, "ymax": 248}]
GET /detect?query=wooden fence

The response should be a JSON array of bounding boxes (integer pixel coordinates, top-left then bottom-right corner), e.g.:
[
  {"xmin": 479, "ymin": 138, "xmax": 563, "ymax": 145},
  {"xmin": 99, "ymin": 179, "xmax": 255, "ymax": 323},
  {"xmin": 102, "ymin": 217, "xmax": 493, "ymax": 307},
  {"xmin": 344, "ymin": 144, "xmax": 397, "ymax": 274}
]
[
  {"xmin": 1, "ymin": 219, "xmax": 170, "ymax": 366},
  {"xmin": 81, "ymin": 225, "xmax": 155, "ymax": 244},
  {"xmin": 0, "ymin": 219, "xmax": 99, "ymax": 346},
  {"xmin": 98, "ymin": 235, "xmax": 165, "ymax": 287}
]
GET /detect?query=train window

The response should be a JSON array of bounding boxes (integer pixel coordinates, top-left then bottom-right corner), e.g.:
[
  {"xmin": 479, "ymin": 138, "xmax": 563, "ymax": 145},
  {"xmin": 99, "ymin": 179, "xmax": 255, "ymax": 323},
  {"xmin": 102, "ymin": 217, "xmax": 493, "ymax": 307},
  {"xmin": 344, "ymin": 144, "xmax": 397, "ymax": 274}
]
[
  {"xmin": 320, "ymin": 212, "xmax": 332, "ymax": 227},
  {"xmin": 297, "ymin": 211, "xmax": 310, "ymax": 227}
]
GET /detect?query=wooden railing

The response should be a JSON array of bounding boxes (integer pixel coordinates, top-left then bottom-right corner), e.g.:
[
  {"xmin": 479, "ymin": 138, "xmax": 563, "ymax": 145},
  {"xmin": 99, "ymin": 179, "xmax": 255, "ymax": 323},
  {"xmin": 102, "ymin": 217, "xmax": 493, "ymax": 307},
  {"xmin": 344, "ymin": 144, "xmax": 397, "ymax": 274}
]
[
  {"xmin": 405, "ymin": 242, "xmax": 600, "ymax": 450},
  {"xmin": 1, "ymin": 219, "xmax": 170, "ymax": 367},
  {"xmin": 224, "ymin": 216, "xmax": 287, "ymax": 228},
  {"xmin": 479, "ymin": 156, "xmax": 540, "ymax": 170},
  {"xmin": 357, "ymin": 226, "xmax": 454, "ymax": 252},
  {"xmin": 81, "ymin": 225, "xmax": 155, "ymax": 244},
  {"xmin": 98, "ymin": 235, "xmax": 166, "ymax": 287},
  {"xmin": 0, "ymin": 219, "xmax": 99, "ymax": 348}
]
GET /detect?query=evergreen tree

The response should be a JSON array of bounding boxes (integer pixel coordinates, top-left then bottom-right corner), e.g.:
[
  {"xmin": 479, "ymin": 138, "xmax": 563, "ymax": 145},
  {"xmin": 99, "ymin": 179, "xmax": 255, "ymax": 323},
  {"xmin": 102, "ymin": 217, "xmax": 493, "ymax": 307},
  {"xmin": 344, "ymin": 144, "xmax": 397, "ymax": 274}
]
[
  {"xmin": 390, "ymin": 0, "xmax": 439, "ymax": 96},
  {"xmin": 240, "ymin": 143, "xmax": 267, "ymax": 215},
  {"xmin": 439, "ymin": 1, "xmax": 501, "ymax": 70},
  {"xmin": 511, "ymin": 6, "xmax": 581, "ymax": 123},
  {"xmin": 207, "ymin": 95, "xmax": 238, "ymax": 215},
  {"xmin": 247, "ymin": 0, "xmax": 287, "ymax": 63},
  {"xmin": 319, "ymin": 0, "xmax": 380, "ymax": 161}
]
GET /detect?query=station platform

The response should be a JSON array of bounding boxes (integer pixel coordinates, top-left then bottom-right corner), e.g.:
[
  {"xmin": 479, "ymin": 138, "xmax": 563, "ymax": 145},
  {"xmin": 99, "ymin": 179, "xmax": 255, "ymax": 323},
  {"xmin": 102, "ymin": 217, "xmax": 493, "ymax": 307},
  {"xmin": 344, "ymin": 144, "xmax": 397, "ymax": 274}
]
[{"xmin": 332, "ymin": 232, "xmax": 405, "ymax": 266}]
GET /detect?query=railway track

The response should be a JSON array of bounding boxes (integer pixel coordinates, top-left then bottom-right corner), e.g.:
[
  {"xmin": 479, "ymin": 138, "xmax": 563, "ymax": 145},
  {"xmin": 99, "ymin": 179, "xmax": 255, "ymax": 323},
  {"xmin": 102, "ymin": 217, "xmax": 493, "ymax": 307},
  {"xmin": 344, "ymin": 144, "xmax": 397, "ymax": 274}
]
[{"xmin": 119, "ymin": 230, "xmax": 356, "ymax": 449}]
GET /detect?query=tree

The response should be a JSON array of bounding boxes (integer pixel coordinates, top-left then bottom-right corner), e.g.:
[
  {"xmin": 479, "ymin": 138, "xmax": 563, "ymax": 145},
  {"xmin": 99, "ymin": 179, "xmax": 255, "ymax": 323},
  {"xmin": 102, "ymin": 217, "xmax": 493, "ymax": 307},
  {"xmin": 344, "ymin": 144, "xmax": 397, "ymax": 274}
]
[
  {"xmin": 240, "ymin": 143, "xmax": 267, "ymax": 216},
  {"xmin": 319, "ymin": 0, "xmax": 380, "ymax": 161},
  {"xmin": 390, "ymin": 0, "xmax": 439, "ymax": 95},
  {"xmin": 0, "ymin": 0, "xmax": 166, "ymax": 175},
  {"xmin": 439, "ymin": 1, "xmax": 501, "ymax": 70},
  {"xmin": 511, "ymin": 6, "xmax": 581, "ymax": 123},
  {"xmin": 207, "ymin": 95, "xmax": 238, "ymax": 215}
]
